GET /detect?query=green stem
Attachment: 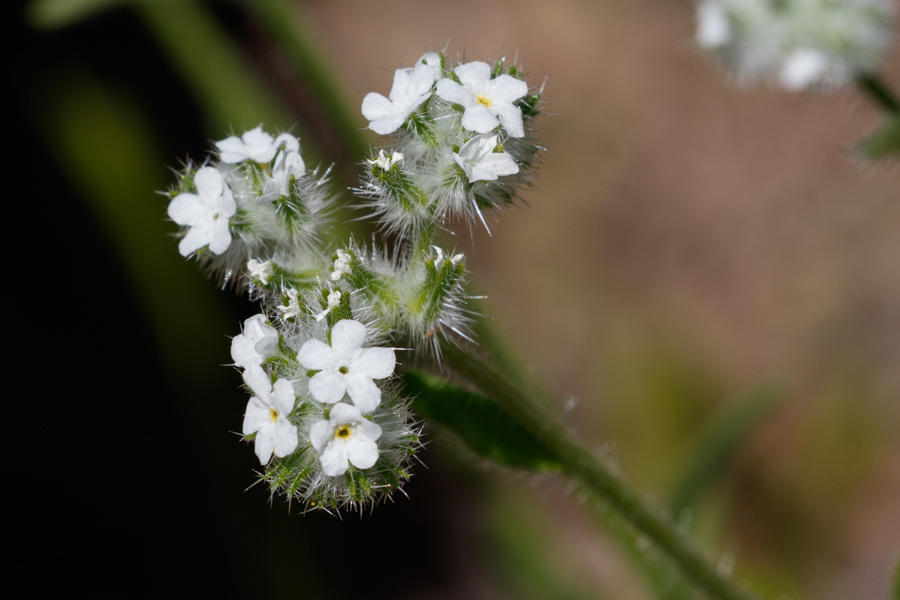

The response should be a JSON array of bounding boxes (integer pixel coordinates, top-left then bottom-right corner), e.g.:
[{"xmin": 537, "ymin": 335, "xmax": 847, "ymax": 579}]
[
  {"xmin": 442, "ymin": 342, "xmax": 762, "ymax": 600},
  {"xmin": 856, "ymin": 72, "xmax": 900, "ymax": 114}
]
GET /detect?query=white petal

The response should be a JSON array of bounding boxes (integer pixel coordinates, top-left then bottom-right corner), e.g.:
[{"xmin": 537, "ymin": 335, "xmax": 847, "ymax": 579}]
[
  {"xmin": 779, "ymin": 49, "xmax": 830, "ymax": 90},
  {"xmin": 167, "ymin": 193, "xmax": 204, "ymax": 227},
  {"xmin": 435, "ymin": 79, "xmax": 472, "ymax": 106},
  {"xmin": 346, "ymin": 437, "xmax": 379, "ymax": 470},
  {"xmin": 272, "ymin": 419, "xmax": 299, "ymax": 458},
  {"xmin": 206, "ymin": 217, "xmax": 232, "ymax": 255},
  {"xmin": 494, "ymin": 103, "xmax": 525, "ymax": 138},
  {"xmin": 194, "ymin": 167, "xmax": 225, "ymax": 199},
  {"xmin": 308, "ymin": 371, "xmax": 347, "ymax": 404},
  {"xmin": 461, "ymin": 104, "xmax": 500, "ymax": 134},
  {"xmin": 242, "ymin": 366, "xmax": 272, "ymax": 400},
  {"xmin": 362, "ymin": 92, "xmax": 399, "ymax": 120},
  {"xmin": 297, "ymin": 338, "xmax": 336, "ymax": 370},
  {"xmin": 330, "ymin": 320, "xmax": 367, "ymax": 353},
  {"xmin": 319, "ymin": 443, "xmax": 349, "ymax": 476},
  {"xmin": 696, "ymin": 2, "xmax": 731, "ymax": 49},
  {"xmin": 241, "ymin": 126, "xmax": 277, "ymax": 161},
  {"xmin": 328, "ymin": 402, "xmax": 362, "ymax": 423},
  {"xmin": 271, "ymin": 379, "xmax": 296, "ymax": 415},
  {"xmin": 351, "ymin": 347, "xmax": 395, "ymax": 379},
  {"xmin": 480, "ymin": 152, "xmax": 519, "ymax": 178},
  {"xmin": 272, "ymin": 132, "xmax": 300, "ymax": 154},
  {"xmin": 215, "ymin": 136, "xmax": 251, "ymax": 163},
  {"xmin": 487, "ymin": 75, "xmax": 528, "ymax": 104},
  {"xmin": 345, "ymin": 373, "xmax": 381, "ymax": 414},
  {"xmin": 253, "ymin": 426, "xmax": 276, "ymax": 464},
  {"xmin": 310, "ymin": 420, "xmax": 332, "ymax": 452},
  {"xmin": 242, "ymin": 396, "xmax": 270, "ymax": 435},
  {"xmin": 454, "ymin": 61, "xmax": 491, "ymax": 89},
  {"xmin": 177, "ymin": 224, "xmax": 211, "ymax": 257}
]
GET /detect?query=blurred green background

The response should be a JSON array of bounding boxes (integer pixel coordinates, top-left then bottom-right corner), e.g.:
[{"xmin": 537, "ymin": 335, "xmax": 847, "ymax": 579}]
[{"xmin": 17, "ymin": 0, "xmax": 899, "ymax": 598}]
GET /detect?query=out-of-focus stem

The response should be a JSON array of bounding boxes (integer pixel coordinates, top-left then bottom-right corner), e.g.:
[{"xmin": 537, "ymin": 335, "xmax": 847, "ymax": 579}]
[
  {"xmin": 442, "ymin": 341, "xmax": 763, "ymax": 600},
  {"xmin": 857, "ymin": 72, "xmax": 900, "ymax": 114}
]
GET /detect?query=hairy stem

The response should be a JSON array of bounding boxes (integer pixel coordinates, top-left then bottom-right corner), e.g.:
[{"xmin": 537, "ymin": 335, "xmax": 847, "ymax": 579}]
[{"xmin": 442, "ymin": 341, "xmax": 762, "ymax": 600}]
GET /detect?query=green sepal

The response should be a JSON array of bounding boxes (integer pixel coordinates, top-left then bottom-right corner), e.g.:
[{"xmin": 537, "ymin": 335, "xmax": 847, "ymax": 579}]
[
  {"xmin": 857, "ymin": 114, "xmax": 900, "ymax": 160},
  {"xmin": 402, "ymin": 370, "xmax": 563, "ymax": 472}
]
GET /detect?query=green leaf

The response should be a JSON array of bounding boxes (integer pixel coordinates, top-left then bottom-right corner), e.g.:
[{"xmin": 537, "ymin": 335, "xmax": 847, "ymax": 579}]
[
  {"xmin": 25, "ymin": 0, "xmax": 132, "ymax": 29},
  {"xmin": 402, "ymin": 371, "xmax": 563, "ymax": 472},
  {"xmin": 857, "ymin": 115, "xmax": 900, "ymax": 160},
  {"xmin": 669, "ymin": 381, "xmax": 782, "ymax": 517}
]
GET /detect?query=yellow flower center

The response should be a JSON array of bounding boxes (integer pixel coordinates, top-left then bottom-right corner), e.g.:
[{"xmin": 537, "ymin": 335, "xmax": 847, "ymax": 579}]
[
  {"xmin": 475, "ymin": 94, "xmax": 493, "ymax": 108},
  {"xmin": 269, "ymin": 408, "xmax": 279, "ymax": 423},
  {"xmin": 335, "ymin": 424, "xmax": 354, "ymax": 439}
]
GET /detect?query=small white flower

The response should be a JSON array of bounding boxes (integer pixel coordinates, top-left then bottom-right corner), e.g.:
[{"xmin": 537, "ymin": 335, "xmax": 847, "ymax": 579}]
[
  {"xmin": 331, "ymin": 249, "xmax": 353, "ymax": 281},
  {"xmin": 167, "ymin": 166, "xmax": 236, "ymax": 257},
  {"xmin": 297, "ymin": 319, "xmax": 395, "ymax": 414},
  {"xmin": 247, "ymin": 259, "xmax": 275, "ymax": 284},
  {"xmin": 310, "ymin": 402, "xmax": 382, "ymax": 476},
  {"xmin": 260, "ymin": 150, "xmax": 306, "ymax": 202},
  {"xmin": 277, "ymin": 288, "xmax": 301, "ymax": 320},
  {"xmin": 696, "ymin": 1, "xmax": 731, "ymax": 48},
  {"xmin": 215, "ymin": 126, "xmax": 300, "ymax": 164},
  {"xmin": 361, "ymin": 56, "xmax": 439, "ymax": 135},
  {"xmin": 778, "ymin": 48, "xmax": 831, "ymax": 90},
  {"xmin": 314, "ymin": 290, "xmax": 343, "ymax": 322},
  {"xmin": 231, "ymin": 314, "xmax": 279, "ymax": 369},
  {"xmin": 242, "ymin": 366, "xmax": 298, "ymax": 464},
  {"xmin": 436, "ymin": 61, "xmax": 529, "ymax": 138},
  {"xmin": 453, "ymin": 134, "xmax": 519, "ymax": 183},
  {"xmin": 367, "ymin": 150, "xmax": 404, "ymax": 171}
]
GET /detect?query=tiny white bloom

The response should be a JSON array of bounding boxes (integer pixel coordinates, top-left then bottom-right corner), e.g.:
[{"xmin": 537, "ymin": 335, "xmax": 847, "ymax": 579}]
[
  {"xmin": 242, "ymin": 366, "xmax": 298, "ymax": 464},
  {"xmin": 277, "ymin": 288, "xmax": 301, "ymax": 320},
  {"xmin": 436, "ymin": 61, "xmax": 529, "ymax": 138},
  {"xmin": 450, "ymin": 253, "xmax": 465, "ymax": 266},
  {"xmin": 778, "ymin": 48, "xmax": 831, "ymax": 90},
  {"xmin": 247, "ymin": 259, "xmax": 275, "ymax": 284},
  {"xmin": 215, "ymin": 126, "xmax": 300, "ymax": 164},
  {"xmin": 331, "ymin": 249, "xmax": 353, "ymax": 281},
  {"xmin": 432, "ymin": 246, "xmax": 446, "ymax": 271},
  {"xmin": 453, "ymin": 134, "xmax": 519, "ymax": 183},
  {"xmin": 310, "ymin": 402, "xmax": 382, "ymax": 476},
  {"xmin": 314, "ymin": 290, "xmax": 343, "ymax": 322},
  {"xmin": 367, "ymin": 150, "xmax": 404, "ymax": 171},
  {"xmin": 167, "ymin": 166, "xmax": 236, "ymax": 257},
  {"xmin": 361, "ymin": 56, "xmax": 439, "ymax": 135},
  {"xmin": 231, "ymin": 314, "xmax": 279, "ymax": 369},
  {"xmin": 696, "ymin": 1, "xmax": 731, "ymax": 48},
  {"xmin": 297, "ymin": 319, "xmax": 395, "ymax": 414},
  {"xmin": 260, "ymin": 150, "xmax": 306, "ymax": 202}
]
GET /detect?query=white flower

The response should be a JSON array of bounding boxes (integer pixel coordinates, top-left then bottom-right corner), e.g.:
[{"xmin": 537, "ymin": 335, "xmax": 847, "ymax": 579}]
[
  {"xmin": 242, "ymin": 366, "xmax": 298, "ymax": 464},
  {"xmin": 297, "ymin": 319, "xmax": 395, "ymax": 414},
  {"xmin": 436, "ymin": 61, "xmax": 529, "ymax": 138},
  {"xmin": 277, "ymin": 288, "xmax": 301, "ymax": 320},
  {"xmin": 310, "ymin": 402, "xmax": 382, "ymax": 476},
  {"xmin": 247, "ymin": 259, "xmax": 275, "ymax": 284},
  {"xmin": 430, "ymin": 246, "xmax": 465, "ymax": 271},
  {"xmin": 231, "ymin": 314, "xmax": 279, "ymax": 369},
  {"xmin": 215, "ymin": 126, "xmax": 300, "ymax": 164},
  {"xmin": 330, "ymin": 249, "xmax": 352, "ymax": 281},
  {"xmin": 453, "ymin": 134, "xmax": 519, "ymax": 182},
  {"xmin": 260, "ymin": 150, "xmax": 306, "ymax": 202},
  {"xmin": 167, "ymin": 166, "xmax": 236, "ymax": 257},
  {"xmin": 314, "ymin": 290, "xmax": 343, "ymax": 322},
  {"xmin": 361, "ymin": 56, "xmax": 439, "ymax": 135},
  {"xmin": 695, "ymin": 0, "xmax": 896, "ymax": 90},
  {"xmin": 367, "ymin": 150, "xmax": 404, "ymax": 171}
]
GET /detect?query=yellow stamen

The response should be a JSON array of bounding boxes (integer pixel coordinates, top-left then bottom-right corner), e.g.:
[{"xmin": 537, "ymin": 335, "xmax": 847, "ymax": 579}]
[{"xmin": 475, "ymin": 94, "xmax": 493, "ymax": 108}]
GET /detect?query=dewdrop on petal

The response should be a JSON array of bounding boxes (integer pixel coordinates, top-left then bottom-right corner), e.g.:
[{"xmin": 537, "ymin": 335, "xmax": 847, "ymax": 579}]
[{"xmin": 694, "ymin": 0, "xmax": 896, "ymax": 90}]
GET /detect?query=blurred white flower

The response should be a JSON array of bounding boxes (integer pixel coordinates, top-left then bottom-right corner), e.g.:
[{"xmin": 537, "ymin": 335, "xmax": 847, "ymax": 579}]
[
  {"xmin": 436, "ymin": 61, "xmax": 529, "ymax": 137},
  {"xmin": 216, "ymin": 126, "xmax": 300, "ymax": 164},
  {"xmin": 310, "ymin": 402, "xmax": 382, "ymax": 476},
  {"xmin": 453, "ymin": 134, "xmax": 519, "ymax": 182},
  {"xmin": 260, "ymin": 150, "xmax": 306, "ymax": 202},
  {"xmin": 231, "ymin": 314, "xmax": 279, "ymax": 369},
  {"xmin": 695, "ymin": 0, "xmax": 896, "ymax": 90},
  {"xmin": 297, "ymin": 319, "xmax": 395, "ymax": 414},
  {"xmin": 247, "ymin": 259, "xmax": 275, "ymax": 285},
  {"xmin": 242, "ymin": 367, "xmax": 298, "ymax": 464},
  {"xmin": 167, "ymin": 166, "xmax": 236, "ymax": 257}
]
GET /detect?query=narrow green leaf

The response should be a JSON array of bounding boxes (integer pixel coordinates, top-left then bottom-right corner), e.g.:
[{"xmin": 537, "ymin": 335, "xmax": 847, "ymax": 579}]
[
  {"xmin": 402, "ymin": 371, "xmax": 563, "ymax": 472},
  {"xmin": 669, "ymin": 381, "xmax": 782, "ymax": 517},
  {"xmin": 857, "ymin": 115, "xmax": 900, "ymax": 160}
]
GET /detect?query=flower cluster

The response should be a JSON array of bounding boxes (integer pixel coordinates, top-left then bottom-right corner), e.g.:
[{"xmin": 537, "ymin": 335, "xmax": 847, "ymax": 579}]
[
  {"xmin": 164, "ymin": 51, "xmax": 545, "ymax": 513},
  {"xmin": 359, "ymin": 52, "xmax": 544, "ymax": 236},
  {"xmin": 695, "ymin": 0, "xmax": 896, "ymax": 90}
]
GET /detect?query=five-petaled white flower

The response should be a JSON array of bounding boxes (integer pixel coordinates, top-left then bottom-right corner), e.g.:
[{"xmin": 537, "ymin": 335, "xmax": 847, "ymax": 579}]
[
  {"xmin": 453, "ymin": 134, "xmax": 519, "ymax": 182},
  {"xmin": 231, "ymin": 314, "xmax": 279, "ymax": 369},
  {"xmin": 330, "ymin": 249, "xmax": 353, "ymax": 281},
  {"xmin": 361, "ymin": 55, "xmax": 440, "ymax": 135},
  {"xmin": 297, "ymin": 319, "xmax": 395, "ymax": 414},
  {"xmin": 242, "ymin": 366, "xmax": 298, "ymax": 464},
  {"xmin": 310, "ymin": 402, "xmax": 382, "ymax": 476},
  {"xmin": 215, "ymin": 126, "xmax": 300, "ymax": 164},
  {"xmin": 247, "ymin": 259, "xmax": 275, "ymax": 285},
  {"xmin": 436, "ymin": 61, "xmax": 529, "ymax": 138},
  {"xmin": 167, "ymin": 166, "xmax": 236, "ymax": 257}
]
